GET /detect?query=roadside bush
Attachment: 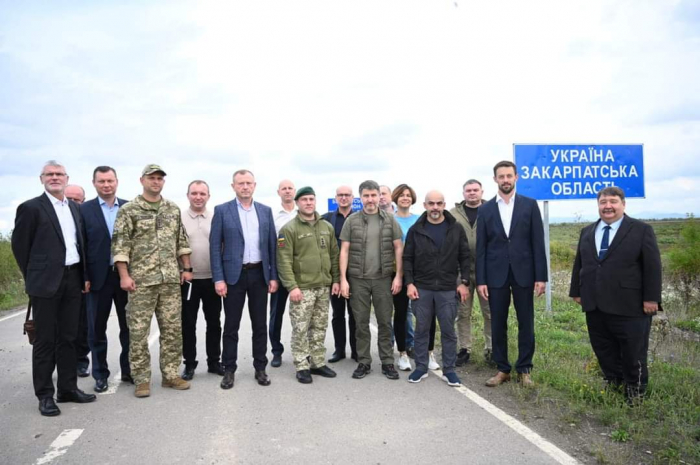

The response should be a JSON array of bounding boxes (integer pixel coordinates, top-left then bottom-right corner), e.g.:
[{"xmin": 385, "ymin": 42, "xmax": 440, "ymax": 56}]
[
  {"xmin": 0, "ymin": 233, "xmax": 25, "ymax": 309},
  {"xmin": 550, "ymin": 240, "xmax": 576, "ymax": 271},
  {"xmin": 666, "ymin": 218, "xmax": 700, "ymax": 308}
]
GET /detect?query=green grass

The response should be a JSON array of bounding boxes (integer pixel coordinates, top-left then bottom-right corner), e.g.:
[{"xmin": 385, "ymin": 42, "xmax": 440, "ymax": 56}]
[{"xmin": 0, "ymin": 233, "xmax": 25, "ymax": 311}]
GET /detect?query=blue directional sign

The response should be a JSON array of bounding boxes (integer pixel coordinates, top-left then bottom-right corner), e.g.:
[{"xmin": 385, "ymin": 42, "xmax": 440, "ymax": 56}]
[
  {"xmin": 327, "ymin": 198, "xmax": 363, "ymax": 212},
  {"xmin": 513, "ymin": 144, "xmax": 644, "ymax": 201}
]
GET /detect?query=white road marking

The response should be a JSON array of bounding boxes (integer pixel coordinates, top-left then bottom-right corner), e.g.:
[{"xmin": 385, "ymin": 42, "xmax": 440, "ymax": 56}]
[
  {"xmin": 98, "ymin": 330, "xmax": 160, "ymax": 395},
  {"xmin": 34, "ymin": 429, "xmax": 83, "ymax": 465},
  {"xmin": 0, "ymin": 309, "xmax": 25, "ymax": 323},
  {"xmin": 369, "ymin": 321, "xmax": 581, "ymax": 465}
]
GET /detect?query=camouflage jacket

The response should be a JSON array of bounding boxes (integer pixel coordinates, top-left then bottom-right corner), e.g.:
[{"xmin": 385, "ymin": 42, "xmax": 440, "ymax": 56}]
[
  {"xmin": 277, "ymin": 212, "xmax": 339, "ymax": 291},
  {"xmin": 112, "ymin": 195, "xmax": 191, "ymax": 286}
]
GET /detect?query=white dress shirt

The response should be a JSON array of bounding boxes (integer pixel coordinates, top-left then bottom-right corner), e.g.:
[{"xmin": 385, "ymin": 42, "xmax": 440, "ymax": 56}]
[
  {"xmin": 274, "ymin": 205, "xmax": 297, "ymax": 235},
  {"xmin": 496, "ymin": 193, "xmax": 516, "ymax": 238},
  {"xmin": 595, "ymin": 216, "xmax": 624, "ymax": 255},
  {"xmin": 47, "ymin": 191, "xmax": 80, "ymax": 266}
]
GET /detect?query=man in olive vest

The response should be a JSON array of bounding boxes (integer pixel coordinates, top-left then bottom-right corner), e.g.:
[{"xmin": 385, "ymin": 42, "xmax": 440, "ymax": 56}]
[
  {"xmin": 339, "ymin": 180, "xmax": 403, "ymax": 380},
  {"xmin": 449, "ymin": 179, "xmax": 492, "ymax": 366},
  {"xmin": 276, "ymin": 187, "xmax": 340, "ymax": 384}
]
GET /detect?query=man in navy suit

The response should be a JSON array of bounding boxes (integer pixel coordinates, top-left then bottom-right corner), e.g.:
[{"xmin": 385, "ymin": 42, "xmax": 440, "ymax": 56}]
[
  {"xmin": 569, "ymin": 186, "xmax": 661, "ymax": 403},
  {"xmin": 81, "ymin": 166, "xmax": 131, "ymax": 393},
  {"xmin": 210, "ymin": 169, "xmax": 279, "ymax": 389},
  {"xmin": 476, "ymin": 160, "xmax": 547, "ymax": 387},
  {"xmin": 12, "ymin": 160, "xmax": 96, "ymax": 416}
]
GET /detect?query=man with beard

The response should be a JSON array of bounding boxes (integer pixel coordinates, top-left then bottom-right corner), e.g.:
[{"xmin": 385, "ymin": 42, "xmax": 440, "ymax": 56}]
[{"xmin": 476, "ymin": 161, "xmax": 547, "ymax": 388}]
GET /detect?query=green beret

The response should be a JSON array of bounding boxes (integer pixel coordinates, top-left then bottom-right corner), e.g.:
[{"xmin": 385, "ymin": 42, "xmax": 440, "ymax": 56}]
[{"xmin": 295, "ymin": 186, "xmax": 315, "ymax": 200}]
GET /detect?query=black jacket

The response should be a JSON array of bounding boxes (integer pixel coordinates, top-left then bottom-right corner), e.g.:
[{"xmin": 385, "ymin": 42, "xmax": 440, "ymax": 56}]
[
  {"xmin": 569, "ymin": 215, "xmax": 662, "ymax": 316},
  {"xmin": 403, "ymin": 211, "xmax": 470, "ymax": 291}
]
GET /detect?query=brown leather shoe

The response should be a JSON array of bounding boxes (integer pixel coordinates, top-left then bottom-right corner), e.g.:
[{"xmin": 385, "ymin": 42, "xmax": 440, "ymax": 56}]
[
  {"xmin": 485, "ymin": 371, "xmax": 511, "ymax": 387},
  {"xmin": 135, "ymin": 383, "xmax": 150, "ymax": 398},
  {"xmin": 518, "ymin": 373, "xmax": 534, "ymax": 387},
  {"xmin": 162, "ymin": 377, "xmax": 191, "ymax": 390}
]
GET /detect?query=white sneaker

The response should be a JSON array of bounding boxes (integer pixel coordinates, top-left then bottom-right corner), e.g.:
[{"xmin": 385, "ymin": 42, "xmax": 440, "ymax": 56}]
[
  {"xmin": 397, "ymin": 354, "xmax": 411, "ymax": 371},
  {"xmin": 429, "ymin": 352, "xmax": 440, "ymax": 370}
]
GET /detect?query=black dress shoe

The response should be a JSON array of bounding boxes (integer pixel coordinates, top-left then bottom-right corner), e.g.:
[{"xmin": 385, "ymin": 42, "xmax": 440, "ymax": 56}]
[
  {"xmin": 255, "ymin": 370, "xmax": 271, "ymax": 386},
  {"xmin": 221, "ymin": 371, "xmax": 235, "ymax": 390},
  {"xmin": 296, "ymin": 370, "xmax": 313, "ymax": 384},
  {"xmin": 328, "ymin": 352, "xmax": 345, "ymax": 363},
  {"xmin": 207, "ymin": 363, "xmax": 225, "ymax": 376},
  {"xmin": 94, "ymin": 378, "xmax": 109, "ymax": 393},
  {"xmin": 310, "ymin": 365, "xmax": 337, "ymax": 378},
  {"xmin": 39, "ymin": 398, "xmax": 61, "ymax": 417},
  {"xmin": 77, "ymin": 366, "xmax": 90, "ymax": 378},
  {"xmin": 181, "ymin": 365, "xmax": 196, "ymax": 381},
  {"xmin": 56, "ymin": 389, "xmax": 97, "ymax": 404},
  {"xmin": 271, "ymin": 354, "xmax": 282, "ymax": 368},
  {"xmin": 121, "ymin": 374, "xmax": 134, "ymax": 384}
]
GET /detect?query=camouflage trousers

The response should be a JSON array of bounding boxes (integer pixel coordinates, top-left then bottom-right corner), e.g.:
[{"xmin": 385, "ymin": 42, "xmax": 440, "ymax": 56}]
[
  {"xmin": 289, "ymin": 287, "xmax": 330, "ymax": 371},
  {"xmin": 127, "ymin": 283, "xmax": 182, "ymax": 384},
  {"xmin": 456, "ymin": 280, "xmax": 492, "ymax": 352}
]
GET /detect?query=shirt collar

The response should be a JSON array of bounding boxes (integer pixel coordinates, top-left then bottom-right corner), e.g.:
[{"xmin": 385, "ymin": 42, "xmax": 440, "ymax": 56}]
[
  {"xmin": 187, "ymin": 208, "xmax": 208, "ymax": 219},
  {"xmin": 600, "ymin": 216, "xmax": 624, "ymax": 231},
  {"xmin": 496, "ymin": 193, "xmax": 515, "ymax": 205},
  {"xmin": 46, "ymin": 191, "xmax": 68, "ymax": 206},
  {"xmin": 236, "ymin": 197, "xmax": 254, "ymax": 211},
  {"xmin": 98, "ymin": 196, "xmax": 120, "ymax": 207}
]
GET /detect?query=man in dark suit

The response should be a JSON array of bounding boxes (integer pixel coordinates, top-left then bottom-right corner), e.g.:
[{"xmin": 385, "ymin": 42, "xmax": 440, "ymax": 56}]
[
  {"xmin": 476, "ymin": 160, "xmax": 547, "ymax": 387},
  {"xmin": 210, "ymin": 169, "xmax": 279, "ymax": 390},
  {"xmin": 81, "ymin": 166, "xmax": 131, "ymax": 393},
  {"xmin": 12, "ymin": 160, "xmax": 97, "ymax": 417},
  {"xmin": 569, "ymin": 186, "xmax": 661, "ymax": 403}
]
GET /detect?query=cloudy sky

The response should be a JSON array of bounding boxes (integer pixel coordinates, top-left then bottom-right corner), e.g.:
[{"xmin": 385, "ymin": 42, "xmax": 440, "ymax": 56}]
[{"xmin": 1, "ymin": 0, "xmax": 699, "ymax": 231}]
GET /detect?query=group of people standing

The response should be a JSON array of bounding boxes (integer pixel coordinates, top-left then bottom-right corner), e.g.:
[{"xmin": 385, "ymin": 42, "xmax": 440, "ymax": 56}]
[{"xmin": 11, "ymin": 158, "xmax": 662, "ymax": 417}]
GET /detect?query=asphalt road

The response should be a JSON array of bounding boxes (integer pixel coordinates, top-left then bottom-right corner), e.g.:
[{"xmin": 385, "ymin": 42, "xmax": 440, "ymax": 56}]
[{"xmin": 0, "ymin": 303, "xmax": 578, "ymax": 465}]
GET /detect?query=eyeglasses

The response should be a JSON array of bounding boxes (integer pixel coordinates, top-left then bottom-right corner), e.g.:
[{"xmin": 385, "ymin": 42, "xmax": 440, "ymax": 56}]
[{"xmin": 426, "ymin": 201, "xmax": 445, "ymax": 207}]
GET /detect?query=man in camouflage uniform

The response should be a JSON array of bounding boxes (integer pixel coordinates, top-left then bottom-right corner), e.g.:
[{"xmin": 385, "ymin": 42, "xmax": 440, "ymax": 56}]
[
  {"xmin": 276, "ymin": 187, "xmax": 340, "ymax": 384},
  {"xmin": 112, "ymin": 164, "xmax": 193, "ymax": 398}
]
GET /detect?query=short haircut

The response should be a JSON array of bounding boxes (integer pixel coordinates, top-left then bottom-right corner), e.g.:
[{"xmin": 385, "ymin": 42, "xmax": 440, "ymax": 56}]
[
  {"xmin": 187, "ymin": 180, "xmax": 210, "ymax": 194},
  {"xmin": 233, "ymin": 169, "xmax": 254, "ymax": 181},
  {"xmin": 493, "ymin": 160, "xmax": 517, "ymax": 176},
  {"xmin": 41, "ymin": 160, "xmax": 65, "ymax": 175},
  {"xmin": 462, "ymin": 179, "xmax": 482, "ymax": 189},
  {"xmin": 359, "ymin": 180, "xmax": 380, "ymax": 195},
  {"xmin": 379, "ymin": 184, "xmax": 392, "ymax": 193},
  {"xmin": 93, "ymin": 166, "xmax": 117, "ymax": 181},
  {"xmin": 597, "ymin": 186, "xmax": 625, "ymax": 202},
  {"xmin": 391, "ymin": 184, "xmax": 416, "ymax": 205}
]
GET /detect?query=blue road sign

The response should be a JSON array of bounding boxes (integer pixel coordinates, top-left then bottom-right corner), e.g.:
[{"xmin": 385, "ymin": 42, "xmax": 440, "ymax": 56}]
[
  {"xmin": 327, "ymin": 198, "xmax": 363, "ymax": 212},
  {"xmin": 513, "ymin": 144, "xmax": 644, "ymax": 200}
]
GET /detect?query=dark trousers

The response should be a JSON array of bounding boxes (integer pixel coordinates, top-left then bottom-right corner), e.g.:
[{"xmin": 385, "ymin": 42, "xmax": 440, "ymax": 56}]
[
  {"xmin": 87, "ymin": 269, "xmax": 130, "ymax": 380},
  {"xmin": 268, "ymin": 283, "xmax": 289, "ymax": 356},
  {"xmin": 76, "ymin": 296, "xmax": 90, "ymax": 370},
  {"xmin": 413, "ymin": 289, "xmax": 459, "ymax": 374},
  {"xmin": 330, "ymin": 293, "xmax": 356, "ymax": 356},
  {"xmin": 489, "ymin": 268, "xmax": 535, "ymax": 374},
  {"xmin": 31, "ymin": 267, "xmax": 82, "ymax": 399},
  {"xmin": 393, "ymin": 284, "xmax": 409, "ymax": 352},
  {"xmin": 585, "ymin": 309, "xmax": 651, "ymax": 390},
  {"xmin": 406, "ymin": 305, "xmax": 436, "ymax": 351},
  {"xmin": 221, "ymin": 267, "xmax": 269, "ymax": 373},
  {"xmin": 181, "ymin": 278, "xmax": 222, "ymax": 368}
]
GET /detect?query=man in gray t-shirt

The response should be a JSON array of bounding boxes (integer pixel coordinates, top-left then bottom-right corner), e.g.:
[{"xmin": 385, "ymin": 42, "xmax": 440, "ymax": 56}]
[{"xmin": 339, "ymin": 180, "xmax": 403, "ymax": 380}]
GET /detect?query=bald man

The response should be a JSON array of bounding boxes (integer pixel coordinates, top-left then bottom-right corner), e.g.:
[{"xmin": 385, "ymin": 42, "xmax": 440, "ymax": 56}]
[
  {"xmin": 65, "ymin": 184, "xmax": 91, "ymax": 378},
  {"xmin": 269, "ymin": 179, "xmax": 297, "ymax": 367},
  {"xmin": 403, "ymin": 190, "xmax": 471, "ymax": 387}
]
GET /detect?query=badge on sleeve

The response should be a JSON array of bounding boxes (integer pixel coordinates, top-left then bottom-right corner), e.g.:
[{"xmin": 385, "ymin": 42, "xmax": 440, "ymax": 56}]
[{"xmin": 277, "ymin": 234, "xmax": 286, "ymax": 248}]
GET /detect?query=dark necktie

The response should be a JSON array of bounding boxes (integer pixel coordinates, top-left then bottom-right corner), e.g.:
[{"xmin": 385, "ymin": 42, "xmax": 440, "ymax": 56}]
[{"xmin": 599, "ymin": 225, "xmax": 611, "ymax": 260}]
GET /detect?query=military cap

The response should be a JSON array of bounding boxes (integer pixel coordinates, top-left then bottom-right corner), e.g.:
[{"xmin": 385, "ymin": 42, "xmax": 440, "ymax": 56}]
[
  {"xmin": 295, "ymin": 186, "xmax": 315, "ymax": 200},
  {"xmin": 142, "ymin": 164, "xmax": 167, "ymax": 176}
]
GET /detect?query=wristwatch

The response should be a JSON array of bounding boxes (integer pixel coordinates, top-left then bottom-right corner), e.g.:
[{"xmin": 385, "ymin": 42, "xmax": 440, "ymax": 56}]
[
  {"xmin": 182, "ymin": 267, "xmax": 193, "ymax": 272},
  {"xmin": 460, "ymin": 279, "xmax": 470, "ymax": 286}
]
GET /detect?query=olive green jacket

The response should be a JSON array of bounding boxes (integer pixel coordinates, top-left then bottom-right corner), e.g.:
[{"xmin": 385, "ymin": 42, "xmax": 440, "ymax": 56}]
[
  {"xmin": 449, "ymin": 201, "xmax": 481, "ymax": 281},
  {"xmin": 276, "ymin": 212, "xmax": 340, "ymax": 291}
]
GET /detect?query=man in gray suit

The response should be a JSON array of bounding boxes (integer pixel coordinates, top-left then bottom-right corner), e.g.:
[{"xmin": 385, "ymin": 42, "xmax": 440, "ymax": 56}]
[{"xmin": 210, "ymin": 169, "xmax": 279, "ymax": 390}]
